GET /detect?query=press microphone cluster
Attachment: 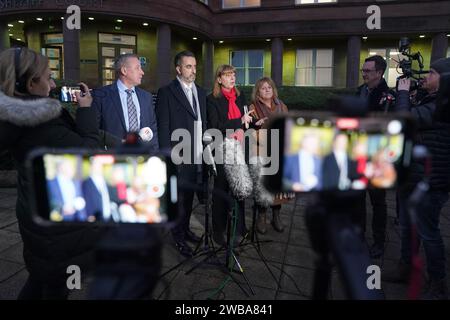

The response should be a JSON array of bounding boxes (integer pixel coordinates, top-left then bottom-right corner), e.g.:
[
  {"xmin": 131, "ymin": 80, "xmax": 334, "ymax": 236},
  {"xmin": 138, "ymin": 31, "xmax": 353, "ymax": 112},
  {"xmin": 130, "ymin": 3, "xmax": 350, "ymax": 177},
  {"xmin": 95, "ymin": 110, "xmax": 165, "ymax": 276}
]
[{"xmin": 222, "ymin": 137, "xmax": 253, "ymax": 200}]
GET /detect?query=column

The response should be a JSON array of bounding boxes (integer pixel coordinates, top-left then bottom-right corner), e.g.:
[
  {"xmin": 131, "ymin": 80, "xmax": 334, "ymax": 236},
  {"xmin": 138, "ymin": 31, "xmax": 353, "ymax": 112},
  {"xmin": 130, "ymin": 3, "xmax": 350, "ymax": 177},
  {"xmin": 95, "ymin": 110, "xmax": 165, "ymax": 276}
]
[
  {"xmin": 271, "ymin": 37, "xmax": 283, "ymax": 87},
  {"xmin": 346, "ymin": 36, "xmax": 361, "ymax": 88},
  {"xmin": 62, "ymin": 15, "xmax": 80, "ymax": 82},
  {"xmin": 0, "ymin": 23, "xmax": 10, "ymax": 52},
  {"xmin": 156, "ymin": 24, "xmax": 171, "ymax": 89},
  {"xmin": 430, "ymin": 33, "xmax": 448, "ymax": 63},
  {"xmin": 202, "ymin": 40, "xmax": 214, "ymax": 91}
]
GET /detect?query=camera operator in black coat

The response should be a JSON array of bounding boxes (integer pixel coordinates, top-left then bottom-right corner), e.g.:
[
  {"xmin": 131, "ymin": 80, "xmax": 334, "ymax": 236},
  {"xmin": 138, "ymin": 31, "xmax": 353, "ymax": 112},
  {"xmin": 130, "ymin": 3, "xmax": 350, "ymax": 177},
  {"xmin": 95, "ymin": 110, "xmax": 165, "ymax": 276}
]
[{"xmin": 385, "ymin": 57, "xmax": 450, "ymax": 299}]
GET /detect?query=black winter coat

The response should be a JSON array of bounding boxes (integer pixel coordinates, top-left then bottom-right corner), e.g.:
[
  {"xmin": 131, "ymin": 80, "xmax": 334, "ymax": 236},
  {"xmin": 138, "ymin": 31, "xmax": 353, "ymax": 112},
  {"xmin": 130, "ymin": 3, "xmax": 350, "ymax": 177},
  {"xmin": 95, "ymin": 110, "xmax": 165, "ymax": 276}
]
[
  {"xmin": 207, "ymin": 91, "xmax": 247, "ymax": 133},
  {"xmin": 395, "ymin": 90, "xmax": 450, "ymax": 191},
  {"xmin": 0, "ymin": 91, "xmax": 102, "ymax": 283},
  {"xmin": 356, "ymin": 78, "xmax": 390, "ymax": 112}
]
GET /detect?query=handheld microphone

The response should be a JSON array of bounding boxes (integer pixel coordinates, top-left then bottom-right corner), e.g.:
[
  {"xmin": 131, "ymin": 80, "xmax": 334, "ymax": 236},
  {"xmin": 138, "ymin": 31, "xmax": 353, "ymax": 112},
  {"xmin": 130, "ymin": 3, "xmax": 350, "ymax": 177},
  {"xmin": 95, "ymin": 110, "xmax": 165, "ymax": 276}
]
[{"xmin": 139, "ymin": 127, "xmax": 153, "ymax": 142}]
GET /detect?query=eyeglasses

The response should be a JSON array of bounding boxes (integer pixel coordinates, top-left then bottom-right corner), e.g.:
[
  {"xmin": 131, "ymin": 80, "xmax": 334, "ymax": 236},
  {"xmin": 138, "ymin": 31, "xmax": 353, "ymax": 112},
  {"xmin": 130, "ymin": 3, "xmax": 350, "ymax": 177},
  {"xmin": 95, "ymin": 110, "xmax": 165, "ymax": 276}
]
[{"xmin": 360, "ymin": 69, "xmax": 377, "ymax": 74}]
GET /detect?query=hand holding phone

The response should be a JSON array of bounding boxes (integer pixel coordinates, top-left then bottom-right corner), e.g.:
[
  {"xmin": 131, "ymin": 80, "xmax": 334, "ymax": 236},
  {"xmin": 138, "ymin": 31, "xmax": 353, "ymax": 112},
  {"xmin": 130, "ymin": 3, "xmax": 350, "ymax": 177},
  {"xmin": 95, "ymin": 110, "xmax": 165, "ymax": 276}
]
[{"xmin": 75, "ymin": 82, "xmax": 92, "ymax": 108}]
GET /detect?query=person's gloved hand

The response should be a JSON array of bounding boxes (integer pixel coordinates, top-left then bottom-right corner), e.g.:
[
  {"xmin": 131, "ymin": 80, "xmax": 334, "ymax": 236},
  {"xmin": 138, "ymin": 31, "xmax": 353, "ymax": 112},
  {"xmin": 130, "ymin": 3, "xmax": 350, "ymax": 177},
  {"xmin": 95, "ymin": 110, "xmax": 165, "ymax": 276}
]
[{"xmin": 139, "ymin": 127, "xmax": 153, "ymax": 142}]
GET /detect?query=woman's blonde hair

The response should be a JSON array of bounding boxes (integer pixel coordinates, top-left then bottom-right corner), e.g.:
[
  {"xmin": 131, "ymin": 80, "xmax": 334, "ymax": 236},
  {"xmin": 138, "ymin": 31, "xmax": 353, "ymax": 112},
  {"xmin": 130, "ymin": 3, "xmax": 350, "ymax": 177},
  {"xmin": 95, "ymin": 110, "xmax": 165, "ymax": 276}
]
[
  {"xmin": 212, "ymin": 64, "xmax": 240, "ymax": 98},
  {"xmin": 0, "ymin": 47, "xmax": 49, "ymax": 97},
  {"xmin": 251, "ymin": 77, "xmax": 279, "ymax": 103}
]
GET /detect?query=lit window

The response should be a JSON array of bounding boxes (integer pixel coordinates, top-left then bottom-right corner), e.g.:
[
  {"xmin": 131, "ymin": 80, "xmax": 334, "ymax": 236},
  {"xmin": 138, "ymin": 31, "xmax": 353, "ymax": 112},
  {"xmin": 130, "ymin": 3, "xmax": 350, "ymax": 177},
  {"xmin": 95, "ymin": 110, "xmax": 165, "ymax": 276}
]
[
  {"xmin": 198, "ymin": 0, "xmax": 208, "ymax": 4},
  {"xmin": 223, "ymin": 0, "xmax": 261, "ymax": 9},
  {"xmin": 368, "ymin": 49, "xmax": 407, "ymax": 88},
  {"xmin": 295, "ymin": 49, "xmax": 333, "ymax": 87},
  {"xmin": 296, "ymin": 0, "xmax": 337, "ymax": 4},
  {"xmin": 230, "ymin": 50, "xmax": 264, "ymax": 85}
]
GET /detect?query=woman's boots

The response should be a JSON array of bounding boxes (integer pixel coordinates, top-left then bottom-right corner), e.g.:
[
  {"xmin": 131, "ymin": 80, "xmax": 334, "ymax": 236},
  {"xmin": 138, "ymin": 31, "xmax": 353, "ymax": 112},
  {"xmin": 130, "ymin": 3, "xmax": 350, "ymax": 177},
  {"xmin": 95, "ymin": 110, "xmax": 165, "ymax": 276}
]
[
  {"xmin": 256, "ymin": 209, "xmax": 267, "ymax": 234},
  {"xmin": 256, "ymin": 207, "xmax": 284, "ymax": 234},
  {"xmin": 271, "ymin": 207, "xmax": 285, "ymax": 233}
]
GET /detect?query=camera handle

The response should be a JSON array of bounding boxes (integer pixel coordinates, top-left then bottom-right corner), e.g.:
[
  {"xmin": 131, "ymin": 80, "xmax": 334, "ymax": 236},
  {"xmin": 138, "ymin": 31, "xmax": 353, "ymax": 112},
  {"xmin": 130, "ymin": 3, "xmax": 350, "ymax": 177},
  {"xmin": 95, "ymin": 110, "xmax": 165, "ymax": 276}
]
[
  {"xmin": 305, "ymin": 191, "xmax": 385, "ymax": 300},
  {"xmin": 404, "ymin": 145, "xmax": 430, "ymax": 299},
  {"xmin": 88, "ymin": 225, "xmax": 164, "ymax": 300}
]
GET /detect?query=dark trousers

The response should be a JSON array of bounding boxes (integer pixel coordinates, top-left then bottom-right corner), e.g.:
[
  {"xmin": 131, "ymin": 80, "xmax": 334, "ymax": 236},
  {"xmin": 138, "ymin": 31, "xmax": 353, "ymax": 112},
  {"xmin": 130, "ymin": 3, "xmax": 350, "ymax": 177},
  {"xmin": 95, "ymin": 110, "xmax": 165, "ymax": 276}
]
[
  {"xmin": 398, "ymin": 189, "xmax": 448, "ymax": 280},
  {"xmin": 212, "ymin": 164, "xmax": 247, "ymax": 237},
  {"xmin": 172, "ymin": 164, "xmax": 203, "ymax": 242},
  {"xmin": 357, "ymin": 189, "xmax": 387, "ymax": 244},
  {"xmin": 18, "ymin": 275, "xmax": 68, "ymax": 300}
]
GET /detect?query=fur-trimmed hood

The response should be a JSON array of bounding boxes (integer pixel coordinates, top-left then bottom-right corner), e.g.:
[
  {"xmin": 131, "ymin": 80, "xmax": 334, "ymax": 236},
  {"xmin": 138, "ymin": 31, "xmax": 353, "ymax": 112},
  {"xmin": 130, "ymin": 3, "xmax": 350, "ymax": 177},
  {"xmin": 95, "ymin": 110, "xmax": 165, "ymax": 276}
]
[{"xmin": 0, "ymin": 90, "xmax": 61, "ymax": 127}]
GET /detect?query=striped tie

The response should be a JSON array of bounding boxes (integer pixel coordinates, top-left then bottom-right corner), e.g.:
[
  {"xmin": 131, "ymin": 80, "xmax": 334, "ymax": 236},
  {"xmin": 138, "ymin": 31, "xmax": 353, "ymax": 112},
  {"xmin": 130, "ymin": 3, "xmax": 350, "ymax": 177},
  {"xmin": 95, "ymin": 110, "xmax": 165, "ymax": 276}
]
[{"xmin": 125, "ymin": 89, "xmax": 139, "ymax": 132}]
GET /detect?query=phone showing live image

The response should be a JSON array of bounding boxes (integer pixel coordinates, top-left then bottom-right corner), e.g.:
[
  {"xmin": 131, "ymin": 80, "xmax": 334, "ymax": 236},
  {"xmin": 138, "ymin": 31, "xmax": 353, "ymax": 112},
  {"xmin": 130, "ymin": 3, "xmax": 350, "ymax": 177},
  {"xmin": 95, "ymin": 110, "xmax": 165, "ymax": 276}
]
[
  {"xmin": 59, "ymin": 86, "xmax": 82, "ymax": 103},
  {"xmin": 28, "ymin": 149, "xmax": 179, "ymax": 226}
]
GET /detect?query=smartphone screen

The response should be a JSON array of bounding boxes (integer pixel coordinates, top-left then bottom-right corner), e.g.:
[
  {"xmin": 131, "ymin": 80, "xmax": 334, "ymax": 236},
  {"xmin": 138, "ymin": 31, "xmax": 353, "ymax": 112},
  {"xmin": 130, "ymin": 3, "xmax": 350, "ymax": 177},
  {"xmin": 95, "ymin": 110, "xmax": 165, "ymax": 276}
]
[
  {"xmin": 278, "ymin": 113, "xmax": 412, "ymax": 193},
  {"xmin": 60, "ymin": 86, "xmax": 81, "ymax": 103},
  {"xmin": 30, "ymin": 151, "xmax": 178, "ymax": 225}
]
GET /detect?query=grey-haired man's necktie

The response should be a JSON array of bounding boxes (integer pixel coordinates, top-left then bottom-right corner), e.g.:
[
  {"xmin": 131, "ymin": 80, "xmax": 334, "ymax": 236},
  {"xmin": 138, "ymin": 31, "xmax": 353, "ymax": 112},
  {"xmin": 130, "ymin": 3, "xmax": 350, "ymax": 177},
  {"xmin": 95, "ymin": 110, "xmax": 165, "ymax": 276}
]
[{"xmin": 125, "ymin": 89, "xmax": 139, "ymax": 132}]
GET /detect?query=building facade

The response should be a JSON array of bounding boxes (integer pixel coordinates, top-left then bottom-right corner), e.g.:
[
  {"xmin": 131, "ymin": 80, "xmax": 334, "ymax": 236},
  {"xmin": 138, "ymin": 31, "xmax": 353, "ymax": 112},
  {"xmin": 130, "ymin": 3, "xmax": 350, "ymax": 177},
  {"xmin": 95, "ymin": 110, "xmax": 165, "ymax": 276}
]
[{"xmin": 0, "ymin": 0, "xmax": 449, "ymax": 92}]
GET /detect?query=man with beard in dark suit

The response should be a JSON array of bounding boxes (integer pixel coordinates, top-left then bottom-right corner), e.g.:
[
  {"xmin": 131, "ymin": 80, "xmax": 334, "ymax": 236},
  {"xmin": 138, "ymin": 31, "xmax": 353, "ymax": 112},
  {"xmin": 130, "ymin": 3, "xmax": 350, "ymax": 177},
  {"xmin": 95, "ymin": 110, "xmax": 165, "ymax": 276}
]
[{"xmin": 155, "ymin": 51, "xmax": 207, "ymax": 257}]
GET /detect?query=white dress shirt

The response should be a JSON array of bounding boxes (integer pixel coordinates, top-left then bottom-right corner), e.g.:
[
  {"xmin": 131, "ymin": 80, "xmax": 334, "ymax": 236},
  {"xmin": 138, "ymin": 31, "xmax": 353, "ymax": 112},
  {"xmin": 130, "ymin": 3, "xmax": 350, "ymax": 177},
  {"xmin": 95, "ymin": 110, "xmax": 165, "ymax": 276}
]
[
  {"xmin": 117, "ymin": 79, "xmax": 141, "ymax": 131},
  {"xmin": 177, "ymin": 76, "xmax": 203, "ymax": 165},
  {"xmin": 91, "ymin": 175, "xmax": 111, "ymax": 220}
]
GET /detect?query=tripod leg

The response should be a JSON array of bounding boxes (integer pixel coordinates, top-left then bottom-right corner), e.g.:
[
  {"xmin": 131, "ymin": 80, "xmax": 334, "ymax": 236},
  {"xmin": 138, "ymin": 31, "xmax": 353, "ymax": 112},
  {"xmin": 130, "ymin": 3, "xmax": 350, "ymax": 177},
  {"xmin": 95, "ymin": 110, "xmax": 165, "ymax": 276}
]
[{"xmin": 185, "ymin": 245, "xmax": 225, "ymax": 275}]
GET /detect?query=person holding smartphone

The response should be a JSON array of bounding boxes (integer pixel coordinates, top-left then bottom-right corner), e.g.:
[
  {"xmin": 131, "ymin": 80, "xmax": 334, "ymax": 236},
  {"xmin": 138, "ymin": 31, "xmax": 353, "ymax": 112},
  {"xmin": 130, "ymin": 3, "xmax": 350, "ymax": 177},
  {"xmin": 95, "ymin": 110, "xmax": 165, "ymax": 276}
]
[
  {"xmin": 0, "ymin": 47, "xmax": 101, "ymax": 299},
  {"xmin": 207, "ymin": 64, "xmax": 252, "ymax": 246}
]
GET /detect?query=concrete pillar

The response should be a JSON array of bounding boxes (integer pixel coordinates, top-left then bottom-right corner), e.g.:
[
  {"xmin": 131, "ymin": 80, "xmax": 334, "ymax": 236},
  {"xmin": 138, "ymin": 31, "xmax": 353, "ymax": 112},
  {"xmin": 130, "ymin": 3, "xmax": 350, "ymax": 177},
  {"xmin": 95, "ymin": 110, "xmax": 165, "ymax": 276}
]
[
  {"xmin": 271, "ymin": 37, "xmax": 283, "ymax": 87},
  {"xmin": 0, "ymin": 23, "xmax": 10, "ymax": 52},
  {"xmin": 202, "ymin": 40, "xmax": 214, "ymax": 92},
  {"xmin": 62, "ymin": 15, "xmax": 80, "ymax": 82},
  {"xmin": 430, "ymin": 33, "xmax": 448, "ymax": 63},
  {"xmin": 346, "ymin": 35, "xmax": 361, "ymax": 88},
  {"xmin": 156, "ymin": 24, "xmax": 171, "ymax": 89}
]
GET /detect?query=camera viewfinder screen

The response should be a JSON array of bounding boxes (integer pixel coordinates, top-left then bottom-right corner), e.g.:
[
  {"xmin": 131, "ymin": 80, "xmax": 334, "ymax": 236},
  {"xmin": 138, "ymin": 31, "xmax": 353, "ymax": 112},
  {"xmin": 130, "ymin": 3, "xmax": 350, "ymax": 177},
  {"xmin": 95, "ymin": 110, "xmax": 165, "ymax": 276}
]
[
  {"xmin": 283, "ymin": 116, "xmax": 406, "ymax": 192},
  {"xmin": 43, "ymin": 154, "xmax": 169, "ymax": 223}
]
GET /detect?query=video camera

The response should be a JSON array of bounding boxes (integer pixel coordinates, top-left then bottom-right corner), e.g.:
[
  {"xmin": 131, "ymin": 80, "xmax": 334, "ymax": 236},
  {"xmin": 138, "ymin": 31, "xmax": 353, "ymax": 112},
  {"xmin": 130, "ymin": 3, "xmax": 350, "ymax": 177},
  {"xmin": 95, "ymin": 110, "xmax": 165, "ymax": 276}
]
[
  {"xmin": 28, "ymin": 148, "xmax": 179, "ymax": 227},
  {"xmin": 264, "ymin": 110, "xmax": 415, "ymax": 194},
  {"xmin": 262, "ymin": 107, "xmax": 415, "ymax": 299},
  {"xmin": 395, "ymin": 37, "xmax": 429, "ymax": 91}
]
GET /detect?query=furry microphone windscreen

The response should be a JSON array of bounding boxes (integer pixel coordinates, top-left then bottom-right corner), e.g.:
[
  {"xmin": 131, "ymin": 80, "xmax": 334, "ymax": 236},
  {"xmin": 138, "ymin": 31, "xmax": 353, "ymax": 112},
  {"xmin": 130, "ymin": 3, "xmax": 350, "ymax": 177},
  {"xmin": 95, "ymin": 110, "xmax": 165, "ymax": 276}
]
[
  {"xmin": 248, "ymin": 156, "xmax": 274, "ymax": 208},
  {"xmin": 222, "ymin": 138, "xmax": 253, "ymax": 200}
]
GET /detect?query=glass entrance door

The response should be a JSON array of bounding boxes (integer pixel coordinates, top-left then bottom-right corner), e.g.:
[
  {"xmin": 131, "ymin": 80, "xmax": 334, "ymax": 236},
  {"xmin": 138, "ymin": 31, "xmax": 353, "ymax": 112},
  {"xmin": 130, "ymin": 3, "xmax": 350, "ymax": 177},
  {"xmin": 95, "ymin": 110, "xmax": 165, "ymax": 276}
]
[{"xmin": 98, "ymin": 33, "xmax": 136, "ymax": 86}]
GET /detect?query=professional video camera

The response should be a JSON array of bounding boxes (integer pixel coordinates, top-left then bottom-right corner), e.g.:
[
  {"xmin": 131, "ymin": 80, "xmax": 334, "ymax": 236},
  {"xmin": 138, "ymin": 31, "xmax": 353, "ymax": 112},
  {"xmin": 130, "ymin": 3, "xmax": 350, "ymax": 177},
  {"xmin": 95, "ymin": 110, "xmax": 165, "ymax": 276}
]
[
  {"xmin": 395, "ymin": 37, "xmax": 429, "ymax": 91},
  {"xmin": 27, "ymin": 144, "xmax": 179, "ymax": 299},
  {"xmin": 263, "ymin": 101, "xmax": 416, "ymax": 299}
]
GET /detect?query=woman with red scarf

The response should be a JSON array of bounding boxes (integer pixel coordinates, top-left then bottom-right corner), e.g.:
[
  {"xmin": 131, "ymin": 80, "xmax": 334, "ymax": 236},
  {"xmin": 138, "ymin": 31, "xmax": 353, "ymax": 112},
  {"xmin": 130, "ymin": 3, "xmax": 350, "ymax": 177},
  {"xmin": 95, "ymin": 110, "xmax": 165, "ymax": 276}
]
[{"xmin": 207, "ymin": 65, "xmax": 252, "ymax": 246}]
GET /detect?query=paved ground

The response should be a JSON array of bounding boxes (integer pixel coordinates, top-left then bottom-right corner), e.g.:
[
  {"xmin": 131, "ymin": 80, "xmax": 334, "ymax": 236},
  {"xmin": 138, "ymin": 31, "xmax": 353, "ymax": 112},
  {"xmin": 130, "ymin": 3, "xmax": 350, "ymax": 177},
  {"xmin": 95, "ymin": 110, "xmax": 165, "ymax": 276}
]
[{"xmin": 1, "ymin": 186, "xmax": 450, "ymax": 300}]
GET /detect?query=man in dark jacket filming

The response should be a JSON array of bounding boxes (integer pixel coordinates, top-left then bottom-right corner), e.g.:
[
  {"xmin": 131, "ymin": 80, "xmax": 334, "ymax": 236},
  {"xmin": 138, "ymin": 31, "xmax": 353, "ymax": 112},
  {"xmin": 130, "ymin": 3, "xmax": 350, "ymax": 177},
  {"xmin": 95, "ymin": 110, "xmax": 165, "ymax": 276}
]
[{"xmin": 385, "ymin": 57, "xmax": 450, "ymax": 300}]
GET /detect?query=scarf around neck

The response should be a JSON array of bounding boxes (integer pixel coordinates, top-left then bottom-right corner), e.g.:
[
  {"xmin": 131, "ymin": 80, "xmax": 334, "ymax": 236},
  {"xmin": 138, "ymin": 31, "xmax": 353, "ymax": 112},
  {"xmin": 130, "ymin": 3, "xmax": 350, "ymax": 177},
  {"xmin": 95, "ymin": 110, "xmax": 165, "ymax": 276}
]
[{"xmin": 222, "ymin": 87, "xmax": 241, "ymax": 120}]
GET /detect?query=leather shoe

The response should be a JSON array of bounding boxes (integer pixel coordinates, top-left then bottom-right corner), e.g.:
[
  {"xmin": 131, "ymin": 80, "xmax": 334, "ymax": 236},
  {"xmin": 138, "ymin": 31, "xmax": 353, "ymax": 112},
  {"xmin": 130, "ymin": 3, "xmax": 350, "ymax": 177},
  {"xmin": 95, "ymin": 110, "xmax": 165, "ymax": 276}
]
[
  {"xmin": 212, "ymin": 232, "xmax": 226, "ymax": 247},
  {"xmin": 185, "ymin": 229, "xmax": 202, "ymax": 243},
  {"xmin": 174, "ymin": 240, "xmax": 193, "ymax": 257}
]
